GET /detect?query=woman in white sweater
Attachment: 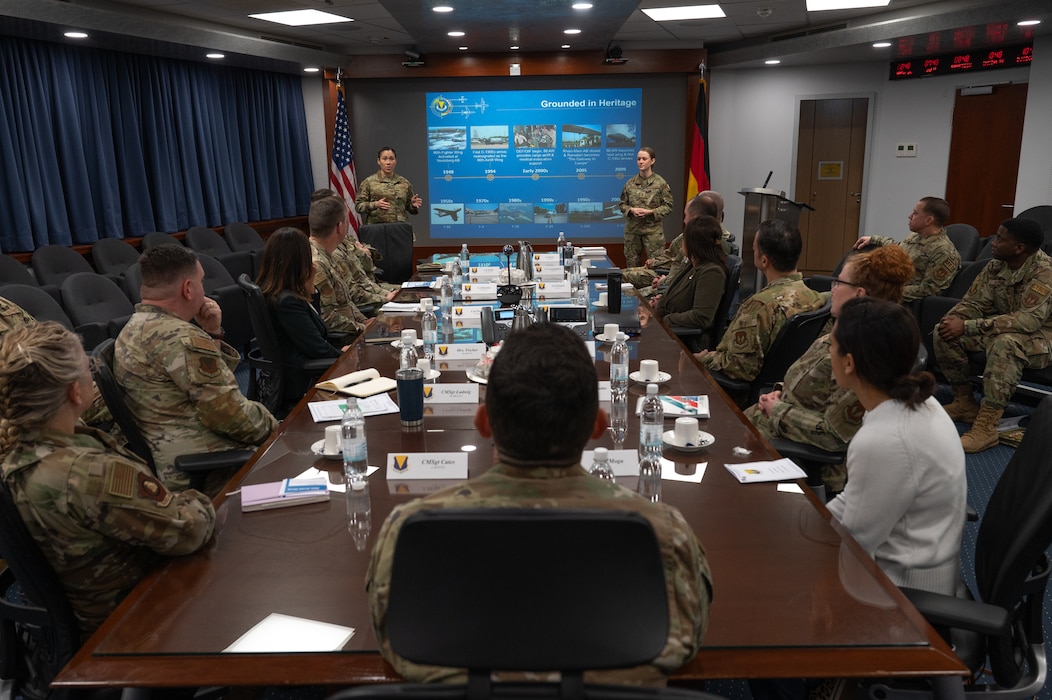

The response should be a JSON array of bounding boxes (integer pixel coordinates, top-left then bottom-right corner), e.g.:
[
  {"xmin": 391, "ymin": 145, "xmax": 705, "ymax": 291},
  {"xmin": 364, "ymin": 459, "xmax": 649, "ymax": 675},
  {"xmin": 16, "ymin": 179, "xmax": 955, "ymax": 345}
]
[{"xmin": 828, "ymin": 296, "xmax": 966, "ymax": 595}]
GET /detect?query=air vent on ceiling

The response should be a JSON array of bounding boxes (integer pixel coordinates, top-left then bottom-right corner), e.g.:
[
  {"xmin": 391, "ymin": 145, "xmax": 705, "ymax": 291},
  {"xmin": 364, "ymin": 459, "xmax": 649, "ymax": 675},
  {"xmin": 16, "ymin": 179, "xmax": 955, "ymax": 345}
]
[
  {"xmin": 771, "ymin": 22, "xmax": 847, "ymax": 42},
  {"xmin": 259, "ymin": 35, "xmax": 326, "ymax": 51}
]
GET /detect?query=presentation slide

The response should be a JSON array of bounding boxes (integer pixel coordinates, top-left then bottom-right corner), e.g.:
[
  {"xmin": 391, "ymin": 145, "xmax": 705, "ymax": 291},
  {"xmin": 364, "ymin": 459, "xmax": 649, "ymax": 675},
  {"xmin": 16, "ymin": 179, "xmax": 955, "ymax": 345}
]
[{"xmin": 425, "ymin": 88, "xmax": 642, "ymax": 241}]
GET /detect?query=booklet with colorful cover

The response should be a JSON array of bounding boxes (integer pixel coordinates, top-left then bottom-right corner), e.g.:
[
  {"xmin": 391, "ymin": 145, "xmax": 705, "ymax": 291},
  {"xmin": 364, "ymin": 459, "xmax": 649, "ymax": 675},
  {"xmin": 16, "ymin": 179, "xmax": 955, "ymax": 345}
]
[
  {"xmin": 241, "ymin": 476, "xmax": 330, "ymax": 512},
  {"xmin": 634, "ymin": 395, "xmax": 710, "ymax": 418}
]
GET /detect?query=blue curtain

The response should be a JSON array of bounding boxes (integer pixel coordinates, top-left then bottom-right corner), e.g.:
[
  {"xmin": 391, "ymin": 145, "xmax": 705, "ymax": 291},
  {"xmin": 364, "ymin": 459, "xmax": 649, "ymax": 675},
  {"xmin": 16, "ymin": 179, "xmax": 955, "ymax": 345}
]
[{"xmin": 0, "ymin": 37, "xmax": 313, "ymax": 252}]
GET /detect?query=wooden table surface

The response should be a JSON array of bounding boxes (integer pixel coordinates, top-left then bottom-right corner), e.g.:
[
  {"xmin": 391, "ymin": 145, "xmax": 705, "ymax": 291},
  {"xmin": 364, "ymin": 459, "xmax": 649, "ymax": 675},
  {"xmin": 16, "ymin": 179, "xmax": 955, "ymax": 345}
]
[{"xmin": 55, "ymin": 275, "xmax": 965, "ymax": 690}]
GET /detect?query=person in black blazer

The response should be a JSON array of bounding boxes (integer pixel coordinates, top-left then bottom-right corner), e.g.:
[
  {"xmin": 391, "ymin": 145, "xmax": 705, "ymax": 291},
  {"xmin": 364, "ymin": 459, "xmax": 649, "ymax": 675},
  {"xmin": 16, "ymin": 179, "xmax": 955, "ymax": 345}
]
[
  {"xmin": 653, "ymin": 216, "xmax": 728, "ymax": 350},
  {"xmin": 257, "ymin": 228, "xmax": 349, "ymax": 399}
]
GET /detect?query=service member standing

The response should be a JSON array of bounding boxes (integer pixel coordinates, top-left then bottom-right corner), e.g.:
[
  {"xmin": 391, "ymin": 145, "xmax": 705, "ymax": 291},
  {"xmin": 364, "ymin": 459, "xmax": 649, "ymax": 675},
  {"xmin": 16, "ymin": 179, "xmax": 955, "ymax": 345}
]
[
  {"xmin": 619, "ymin": 147, "xmax": 673, "ymax": 268},
  {"xmin": 356, "ymin": 146, "xmax": 423, "ymax": 225}
]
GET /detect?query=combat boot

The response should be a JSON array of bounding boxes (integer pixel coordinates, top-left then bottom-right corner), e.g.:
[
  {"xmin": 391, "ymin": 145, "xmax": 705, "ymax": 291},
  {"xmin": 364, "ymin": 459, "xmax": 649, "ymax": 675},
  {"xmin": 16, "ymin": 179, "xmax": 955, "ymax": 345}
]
[
  {"xmin": 960, "ymin": 404, "xmax": 1004, "ymax": 453},
  {"xmin": 943, "ymin": 384, "xmax": 980, "ymax": 423}
]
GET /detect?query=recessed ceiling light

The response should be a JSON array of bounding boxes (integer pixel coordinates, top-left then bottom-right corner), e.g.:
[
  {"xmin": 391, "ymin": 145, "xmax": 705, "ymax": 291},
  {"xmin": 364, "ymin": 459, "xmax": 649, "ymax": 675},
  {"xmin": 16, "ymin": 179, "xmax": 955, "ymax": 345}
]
[
  {"xmin": 561, "ymin": 44, "xmax": 571, "ymax": 49},
  {"xmin": 448, "ymin": 30, "xmax": 465, "ymax": 36},
  {"xmin": 459, "ymin": 46, "xmax": 468, "ymax": 50},
  {"xmin": 510, "ymin": 45, "xmax": 520, "ymax": 50},
  {"xmin": 64, "ymin": 31, "xmax": 89, "ymax": 39},
  {"xmin": 872, "ymin": 41, "xmax": 891, "ymax": 48},
  {"xmin": 572, "ymin": 2, "xmax": 593, "ymax": 8},
  {"xmin": 564, "ymin": 28, "xmax": 582, "ymax": 34},
  {"xmin": 433, "ymin": 5, "xmax": 454, "ymax": 12},
  {"xmin": 206, "ymin": 53, "xmax": 225, "ymax": 59},
  {"xmin": 805, "ymin": 0, "xmax": 889, "ymax": 11},
  {"xmin": 642, "ymin": 5, "xmax": 726, "ymax": 21},
  {"xmin": 303, "ymin": 67, "xmax": 320, "ymax": 73},
  {"xmin": 249, "ymin": 10, "xmax": 353, "ymax": 26},
  {"xmin": 1018, "ymin": 19, "xmax": 1041, "ymax": 26},
  {"xmin": 765, "ymin": 59, "xmax": 781, "ymax": 65}
]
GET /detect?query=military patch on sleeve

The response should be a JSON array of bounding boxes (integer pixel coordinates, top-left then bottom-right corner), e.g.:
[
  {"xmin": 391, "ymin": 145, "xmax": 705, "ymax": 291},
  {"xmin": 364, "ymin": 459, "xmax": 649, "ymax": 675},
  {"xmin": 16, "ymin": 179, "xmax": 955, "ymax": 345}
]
[
  {"xmin": 732, "ymin": 329, "xmax": 750, "ymax": 349},
  {"xmin": 189, "ymin": 335, "xmax": 218, "ymax": 353},
  {"xmin": 138, "ymin": 472, "xmax": 173, "ymax": 507},
  {"xmin": 197, "ymin": 354, "xmax": 220, "ymax": 377},
  {"xmin": 1023, "ymin": 281, "xmax": 1051, "ymax": 309},
  {"xmin": 107, "ymin": 462, "xmax": 138, "ymax": 499},
  {"xmin": 935, "ymin": 262, "xmax": 955, "ymax": 281}
]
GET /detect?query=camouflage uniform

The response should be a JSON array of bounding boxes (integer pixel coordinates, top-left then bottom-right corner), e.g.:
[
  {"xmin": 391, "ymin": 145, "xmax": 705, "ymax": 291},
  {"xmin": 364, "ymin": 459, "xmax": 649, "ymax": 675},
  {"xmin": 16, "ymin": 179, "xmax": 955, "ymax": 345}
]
[
  {"xmin": 368, "ymin": 462, "xmax": 713, "ymax": 685},
  {"xmin": 870, "ymin": 230, "xmax": 960, "ymax": 302},
  {"xmin": 744, "ymin": 332, "xmax": 864, "ymax": 453},
  {"xmin": 334, "ymin": 238, "xmax": 393, "ymax": 308},
  {"xmin": 619, "ymin": 173, "xmax": 673, "ymax": 268},
  {"xmin": 115, "ymin": 304, "xmax": 277, "ymax": 493},
  {"xmin": 933, "ymin": 250, "xmax": 1052, "ymax": 410},
  {"xmin": 356, "ymin": 171, "xmax": 419, "ymax": 225},
  {"xmin": 310, "ymin": 238, "xmax": 368, "ymax": 335},
  {"xmin": 0, "ymin": 297, "xmax": 35, "ymax": 334},
  {"xmin": 0, "ymin": 425, "xmax": 214, "ymax": 639},
  {"xmin": 627, "ymin": 224, "xmax": 733, "ymax": 299}
]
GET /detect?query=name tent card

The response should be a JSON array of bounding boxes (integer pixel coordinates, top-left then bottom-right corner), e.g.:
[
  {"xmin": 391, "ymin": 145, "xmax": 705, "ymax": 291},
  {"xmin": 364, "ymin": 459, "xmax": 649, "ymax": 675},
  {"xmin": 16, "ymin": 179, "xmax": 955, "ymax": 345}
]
[
  {"xmin": 387, "ymin": 452, "xmax": 469, "ymax": 480},
  {"xmin": 581, "ymin": 449, "xmax": 638, "ymax": 477},
  {"xmin": 423, "ymin": 383, "xmax": 480, "ymax": 403},
  {"xmin": 451, "ymin": 305, "xmax": 485, "ymax": 319},
  {"xmin": 535, "ymin": 280, "xmax": 571, "ymax": 297},
  {"xmin": 435, "ymin": 343, "xmax": 488, "ymax": 361},
  {"xmin": 532, "ymin": 253, "xmax": 561, "ymax": 265},
  {"xmin": 461, "ymin": 283, "xmax": 498, "ymax": 300}
]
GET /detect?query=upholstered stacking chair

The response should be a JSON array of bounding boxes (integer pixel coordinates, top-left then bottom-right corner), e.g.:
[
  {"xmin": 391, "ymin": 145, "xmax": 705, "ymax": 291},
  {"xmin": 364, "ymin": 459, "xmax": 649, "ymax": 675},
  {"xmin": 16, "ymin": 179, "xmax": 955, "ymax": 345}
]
[
  {"xmin": 945, "ymin": 224, "xmax": 981, "ymax": 262},
  {"xmin": 57, "ymin": 273, "xmax": 135, "ymax": 350},
  {"xmin": 357, "ymin": 223, "xmax": 414, "ymax": 284},
  {"xmin": 185, "ymin": 226, "xmax": 253, "ymax": 283}
]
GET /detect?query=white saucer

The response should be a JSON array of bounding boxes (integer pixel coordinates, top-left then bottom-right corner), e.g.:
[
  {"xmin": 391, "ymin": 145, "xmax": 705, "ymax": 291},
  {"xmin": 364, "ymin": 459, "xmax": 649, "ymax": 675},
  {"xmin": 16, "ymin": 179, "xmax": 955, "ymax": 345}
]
[
  {"xmin": 391, "ymin": 339, "xmax": 425, "ymax": 349},
  {"xmin": 594, "ymin": 333, "xmax": 625, "ymax": 344},
  {"xmin": 310, "ymin": 439, "xmax": 343, "ymax": 461},
  {"xmin": 594, "ymin": 283, "xmax": 608, "ymax": 290},
  {"xmin": 424, "ymin": 369, "xmax": 441, "ymax": 380},
  {"xmin": 662, "ymin": 430, "xmax": 714, "ymax": 452},
  {"xmin": 630, "ymin": 370, "xmax": 672, "ymax": 384},
  {"xmin": 465, "ymin": 368, "xmax": 489, "ymax": 385},
  {"xmin": 591, "ymin": 301, "xmax": 606, "ymax": 308}
]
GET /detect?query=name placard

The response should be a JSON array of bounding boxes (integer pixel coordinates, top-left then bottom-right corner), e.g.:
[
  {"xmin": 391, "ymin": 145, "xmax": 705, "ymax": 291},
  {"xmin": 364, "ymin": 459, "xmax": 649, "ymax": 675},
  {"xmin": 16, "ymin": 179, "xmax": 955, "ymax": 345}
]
[
  {"xmin": 423, "ymin": 403, "xmax": 480, "ymax": 417},
  {"xmin": 581, "ymin": 449, "xmax": 639, "ymax": 477},
  {"xmin": 387, "ymin": 452, "xmax": 469, "ymax": 480},
  {"xmin": 435, "ymin": 343, "xmax": 487, "ymax": 360},
  {"xmin": 532, "ymin": 253, "xmax": 561, "ymax": 265},
  {"xmin": 451, "ymin": 305, "xmax": 485, "ymax": 318},
  {"xmin": 535, "ymin": 280, "xmax": 571, "ymax": 296},
  {"xmin": 461, "ymin": 283, "xmax": 498, "ymax": 300},
  {"xmin": 469, "ymin": 267, "xmax": 501, "ymax": 280},
  {"xmin": 597, "ymin": 379, "xmax": 611, "ymax": 402},
  {"xmin": 423, "ymin": 383, "xmax": 480, "ymax": 403},
  {"xmin": 533, "ymin": 269, "xmax": 566, "ymax": 282},
  {"xmin": 435, "ymin": 359, "xmax": 480, "ymax": 371}
]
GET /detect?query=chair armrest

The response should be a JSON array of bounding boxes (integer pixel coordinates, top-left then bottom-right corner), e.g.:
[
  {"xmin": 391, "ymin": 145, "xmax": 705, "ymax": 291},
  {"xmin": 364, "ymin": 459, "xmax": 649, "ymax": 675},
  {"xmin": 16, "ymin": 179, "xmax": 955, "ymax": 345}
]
[
  {"xmin": 74, "ymin": 322, "xmax": 109, "ymax": 351},
  {"xmin": 900, "ymin": 586, "xmax": 1010, "ymax": 636},
  {"xmin": 305, "ymin": 358, "xmax": 337, "ymax": 373},
  {"xmin": 707, "ymin": 369, "xmax": 749, "ymax": 394},
  {"xmin": 669, "ymin": 326, "xmax": 702, "ymax": 336},
  {"xmin": 966, "ymin": 505, "xmax": 979, "ymax": 522},
  {"xmin": 174, "ymin": 450, "xmax": 254, "ymax": 474}
]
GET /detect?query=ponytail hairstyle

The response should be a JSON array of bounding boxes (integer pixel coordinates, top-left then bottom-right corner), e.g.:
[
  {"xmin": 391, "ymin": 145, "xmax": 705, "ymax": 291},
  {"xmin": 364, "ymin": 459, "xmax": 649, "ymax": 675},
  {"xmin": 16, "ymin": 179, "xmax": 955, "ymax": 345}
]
[
  {"xmin": 0, "ymin": 323, "xmax": 85, "ymax": 457},
  {"xmin": 832, "ymin": 297, "xmax": 934, "ymax": 409}
]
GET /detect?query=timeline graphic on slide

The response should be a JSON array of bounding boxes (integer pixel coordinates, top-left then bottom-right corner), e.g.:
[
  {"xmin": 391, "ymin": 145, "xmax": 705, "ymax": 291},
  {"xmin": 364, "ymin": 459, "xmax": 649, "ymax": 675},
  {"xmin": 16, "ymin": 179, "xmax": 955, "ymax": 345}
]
[{"xmin": 425, "ymin": 88, "xmax": 643, "ymax": 240}]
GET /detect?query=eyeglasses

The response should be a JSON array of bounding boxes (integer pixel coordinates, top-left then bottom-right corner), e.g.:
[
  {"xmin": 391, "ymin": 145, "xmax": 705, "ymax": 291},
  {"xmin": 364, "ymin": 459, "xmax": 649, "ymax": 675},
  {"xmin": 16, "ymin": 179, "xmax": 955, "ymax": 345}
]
[{"xmin": 831, "ymin": 277, "xmax": 863, "ymax": 289}]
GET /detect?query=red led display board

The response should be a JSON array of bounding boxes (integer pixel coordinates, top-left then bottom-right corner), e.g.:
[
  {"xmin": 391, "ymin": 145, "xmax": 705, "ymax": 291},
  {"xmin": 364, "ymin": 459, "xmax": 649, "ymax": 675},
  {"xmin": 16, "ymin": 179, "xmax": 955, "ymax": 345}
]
[{"xmin": 890, "ymin": 44, "xmax": 1032, "ymax": 80}]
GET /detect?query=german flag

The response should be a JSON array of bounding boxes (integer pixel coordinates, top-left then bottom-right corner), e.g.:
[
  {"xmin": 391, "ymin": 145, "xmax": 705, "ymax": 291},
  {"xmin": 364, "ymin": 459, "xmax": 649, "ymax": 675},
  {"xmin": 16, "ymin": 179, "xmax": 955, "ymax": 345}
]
[{"xmin": 686, "ymin": 76, "xmax": 710, "ymax": 201}]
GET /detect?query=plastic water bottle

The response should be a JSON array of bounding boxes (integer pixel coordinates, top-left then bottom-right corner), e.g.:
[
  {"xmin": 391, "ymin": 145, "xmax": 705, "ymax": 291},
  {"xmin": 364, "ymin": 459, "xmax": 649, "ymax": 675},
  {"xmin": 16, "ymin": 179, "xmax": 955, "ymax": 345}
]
[
  {"xmin": 341, "ymin": 398, "xmax": 368, "ymax": 484},
  {"xmin": 399, "ymin": 330, "xmax": 419, "ymax": 370},
  {"xmin": 639, "ymin": 383, "xmax": 664, "ymax": 459},
  {"xmin": 346, "ymin": 480, "xmax": 372, "ymax": 552},
  {"xmin": 609, "ymin": 392, "xmax": 628, "ymax": 447},
  {"xmin": 589, "ymin": 447, "xmax": 615, "ymax": 482},
  {"xmin": 420, "ymin": 298, "xmax": 438, "ymax": 361},
  {"xmin": 452, "ymin": 257, "xmax": 464, "ymax": 293},
  {"xmin": 557, "ymin": 231, "xmax": 566, "ymax": 264},
  {"xmin": 637, "ymin": 452, "xmax": 662, "ymax": 502},
  {"xmin": 417, "ymin": 358, "xmax": 435, "ymax": 384},
  {"xmin": 440, "ymin": 275, "xmax": 453, "ymax": 327},
  {"xmin": 570, "ymin": 256, "xmax": 582, "ymax": 291},
  {"xmin": 460, "ymin": 243, "xmax": 470, "ymax": 263},
  {"xmin": 610, "ymin": 332, "xmax": 629, "ymax": 398}
]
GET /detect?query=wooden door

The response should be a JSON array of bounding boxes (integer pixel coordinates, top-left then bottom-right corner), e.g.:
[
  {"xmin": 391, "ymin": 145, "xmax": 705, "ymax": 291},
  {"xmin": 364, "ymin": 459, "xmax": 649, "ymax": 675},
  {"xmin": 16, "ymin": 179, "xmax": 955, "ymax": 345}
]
[
  {"xmin": 794, "ymin": 98, "xmax": 868, "ymax": 276},
  {"xmin": 945, "ymin": 83, "xmax": 1028, "ymax": 238}
]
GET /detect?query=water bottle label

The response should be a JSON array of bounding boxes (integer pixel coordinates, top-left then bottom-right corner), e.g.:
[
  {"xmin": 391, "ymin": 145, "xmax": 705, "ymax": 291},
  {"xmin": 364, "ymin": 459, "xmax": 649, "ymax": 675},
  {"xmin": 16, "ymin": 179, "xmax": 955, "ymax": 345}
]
[
  {"xmin": 344, "ymin": 441, "xmax": 367, "ymax": 461},
  {"xmin": 642, "ymin": 425, "xmax": 663, "ymax": 449},
  {"xmin": 611, "ymin": 366, "xmax": 628, "ymax": 381},
  {"xmin": 423, "ymin": 330, "xmax": 437, "ymax": 344}
]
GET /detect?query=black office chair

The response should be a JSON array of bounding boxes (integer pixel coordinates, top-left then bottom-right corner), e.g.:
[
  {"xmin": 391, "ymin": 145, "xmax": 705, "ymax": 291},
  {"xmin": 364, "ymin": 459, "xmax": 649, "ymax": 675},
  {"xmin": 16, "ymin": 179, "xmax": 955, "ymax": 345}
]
[
  {"xmin": 670, "ymin": 255, "xmax": 741, "ymax": 353},
  {"xmin": 357, "ymin": 223, "xmax": 414, "ymax": 284},
  {"xmin": 0, "ymin": 255, "xmax": 62, "ymax": 304},
  {"xmin": 197, "ymin": 254, "xmax": 253, "ymax": 355},
  {"xmin": 30, "ymin": 245, "xmax": 99, "ymax": 288},
  {"xmin": 0, "ymin": 284, "xmax": 107, "ymax": 351},
  {"xmin": 0, "ymin": 479, "xmax": 83, "ymax": 700},
  {"xmin": 804, "ymin": 275, "xmax": 834, "ymax": 293},
  {"xmin": 867, "ymin": 394, "xmax": 1052, "ymax": 700},
  {"xmin": 57, "ymin": 274, "xmax": 135, "ymax": 350},
  {"xmin": 1017, "ymin": 205, "xmax": 1052, "ymax": 241},
  {"xmin": 330, "ymin": 508, "xmax": 723, "ymax": 700},
  {"xmin": 224, "ymin": 222, "xmax": 265, "ymax": 275},
  {"xmin": 706, "ymin": 302, "xmax": 832, "ymax": 409},
  {"xmin": 89, "ymin": 238, "xmax": 139, "ymax": 276},
  {"xmin": 185, "ymin": 226, "xmax": 253, "ymax": 283},
  {"xmin": 945, "ymin": 224, "xmax": 981, "ymax": 262},
  {"xmin": 122, "ymin": 262, "xmax": 144, "ymax": 304},
  {"xmin": 236, "ymin": 274, "xmax": 335, "ymax": 417},
  {"xmin": 944, "ymin": 259, "xmax": 989, "ymax": 299},
  {"xmin": 141, "ymin": 232, "xmax": 183, "ymax": 250},
  {"xmin": 90, "ymin": 339, "xmax": 253, "ymax": 492},
  {"xmin": 975, "ymin": 236, "xmax": 993, "ymax": 260}
]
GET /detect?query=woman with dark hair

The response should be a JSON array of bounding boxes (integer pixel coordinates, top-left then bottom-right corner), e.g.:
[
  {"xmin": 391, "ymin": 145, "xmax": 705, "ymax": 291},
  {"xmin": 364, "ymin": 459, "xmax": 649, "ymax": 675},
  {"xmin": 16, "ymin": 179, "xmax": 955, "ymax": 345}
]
[
  {"xmin": 355, "ymin": 146, "xmax": 422, "ymax": 225},
  {"xmin": 653, "ymin": 215, "xmax": 728, "ymax": 350},
  {"xmin": 828, "ymin": 296, "xmax": 965, "ymax": 594},
  {"xmin": 257, "ymin": 227, "xmax": 349, "ymax": 399}
]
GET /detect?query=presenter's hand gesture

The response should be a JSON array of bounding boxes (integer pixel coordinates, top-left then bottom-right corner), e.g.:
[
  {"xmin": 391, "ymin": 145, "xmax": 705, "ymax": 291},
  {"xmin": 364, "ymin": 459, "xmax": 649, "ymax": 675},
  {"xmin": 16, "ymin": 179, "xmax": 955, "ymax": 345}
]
[{"xmin": 375, "ymin": 197, "xmax": 391, "ymax": 211}]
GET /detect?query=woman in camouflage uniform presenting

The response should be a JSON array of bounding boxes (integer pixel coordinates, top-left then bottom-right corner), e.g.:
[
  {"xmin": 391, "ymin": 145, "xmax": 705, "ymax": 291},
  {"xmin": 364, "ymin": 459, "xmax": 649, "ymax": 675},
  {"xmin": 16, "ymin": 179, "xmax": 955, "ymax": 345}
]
[
  {"xmin": 618, "ymin": 146, "xmax": 673, "ymax": 268},
  {"xmin": 356, "ymin": 146, "xmax": 423, "ymax": 225}
]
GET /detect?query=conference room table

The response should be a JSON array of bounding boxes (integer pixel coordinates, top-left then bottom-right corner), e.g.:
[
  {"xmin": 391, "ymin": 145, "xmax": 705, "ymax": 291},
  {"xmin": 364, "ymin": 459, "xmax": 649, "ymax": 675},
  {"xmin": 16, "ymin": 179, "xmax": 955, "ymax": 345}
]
[{"xmin": 54, "ymin": 263, "xmax": 966, "ymax": 693}]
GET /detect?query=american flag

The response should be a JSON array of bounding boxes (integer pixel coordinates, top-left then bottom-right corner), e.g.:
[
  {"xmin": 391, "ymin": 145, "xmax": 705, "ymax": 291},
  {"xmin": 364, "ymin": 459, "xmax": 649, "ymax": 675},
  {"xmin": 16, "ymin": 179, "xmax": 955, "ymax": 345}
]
[{"xmin": 330, "ymin": 85, "xmax": 363, "ymax": 234}]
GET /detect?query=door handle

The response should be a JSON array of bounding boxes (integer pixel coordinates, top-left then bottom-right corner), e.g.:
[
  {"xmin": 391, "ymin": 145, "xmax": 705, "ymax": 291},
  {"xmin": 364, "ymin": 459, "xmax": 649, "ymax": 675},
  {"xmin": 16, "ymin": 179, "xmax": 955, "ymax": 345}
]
[
  {"xmin": 849, "ymin": 192, "xmax": 862, "ymax": 203},
  {"xmin": 1001, "ymin": 204, "xmax": 1014, "ymax": 209}
]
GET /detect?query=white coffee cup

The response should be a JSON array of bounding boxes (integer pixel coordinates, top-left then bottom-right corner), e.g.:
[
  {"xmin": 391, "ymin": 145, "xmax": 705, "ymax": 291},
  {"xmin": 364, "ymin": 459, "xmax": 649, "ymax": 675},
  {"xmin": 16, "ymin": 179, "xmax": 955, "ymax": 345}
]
[
  {"xmin": 401, "ymin": 329, "xmax": 418, "ymax": 345},
  {"xmin": 603, "ymin": 323, "xmax": 619, "ymax": 340},
  {"xmin": 417, "ymin": 357, "xmax": 431, "ymax": 376},
  {"xmin": 639, "ymin": 359, "xmax": 659, "ymax": 381},
  {"xmin": 420, "ymin": 297, "xmax": 433, "ymax": 312},
  {"xmin": 674, "ymin": 417, "xmax": 699, "ymax": 447},
  {"xmin": 324, "ymin": 424, "xmax": 341, "ymax": 455},
  {"xmin": 597, "ymin": 292, "xmax": 608, "ymax": 306}
]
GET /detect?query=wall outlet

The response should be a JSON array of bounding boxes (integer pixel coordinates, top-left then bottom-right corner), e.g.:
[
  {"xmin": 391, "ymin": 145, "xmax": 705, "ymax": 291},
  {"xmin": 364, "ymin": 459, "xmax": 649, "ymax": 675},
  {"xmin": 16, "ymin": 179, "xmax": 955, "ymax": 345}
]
[{"xmin": 896, "ymin": 142, "xmax": 917, "ymax": 158}]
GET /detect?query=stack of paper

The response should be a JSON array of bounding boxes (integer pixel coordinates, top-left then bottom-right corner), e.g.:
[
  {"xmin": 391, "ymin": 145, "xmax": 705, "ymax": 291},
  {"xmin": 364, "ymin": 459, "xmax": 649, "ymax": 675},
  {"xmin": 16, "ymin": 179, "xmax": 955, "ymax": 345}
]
[
  {"xmin": 724, "ymin": 458, "xmax": 807, "ymax": 484},
  {"xmin": 241, "ymin": 475, "xmax": 330, "ymax": 512},
  {"xmin": 634, "ymin": 395, "xmax": 710, "ymax": 418}
]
